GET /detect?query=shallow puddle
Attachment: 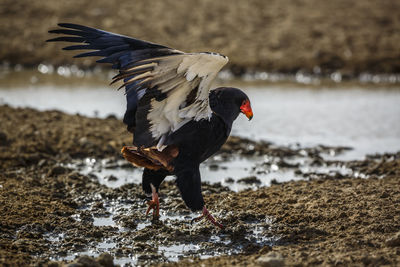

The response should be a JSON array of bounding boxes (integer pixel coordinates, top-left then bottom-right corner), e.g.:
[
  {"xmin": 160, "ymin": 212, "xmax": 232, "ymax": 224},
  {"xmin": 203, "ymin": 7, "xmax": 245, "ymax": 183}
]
[
  {"xmin": 44, "ymin": 193, "xmax": 279, "ymax": 265},
  {"xmin": 42, "ymin": 142, "xmax": 364, "ymax": 265},
  {"xmin": 64, "ymin": 146, "xmax": 356, "ymax": 192}
]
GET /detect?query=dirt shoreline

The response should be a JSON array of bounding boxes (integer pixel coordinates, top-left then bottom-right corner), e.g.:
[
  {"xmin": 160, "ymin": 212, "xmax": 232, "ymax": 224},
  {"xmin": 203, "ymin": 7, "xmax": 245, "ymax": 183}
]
[
  {"xmin": 1, "ymin": 0, "xmax": 400, "ymax": 75},
  {"xmin": 1, "ymin": 105, "xmax": 400, "ymax": 266}
]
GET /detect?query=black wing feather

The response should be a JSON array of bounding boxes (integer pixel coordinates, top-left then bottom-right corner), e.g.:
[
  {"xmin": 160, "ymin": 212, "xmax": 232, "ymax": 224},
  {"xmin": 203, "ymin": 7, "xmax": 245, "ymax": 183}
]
[
  {"xmin": 48, "ymin": 23, "xmax": 227, "ymax": 149},
  {"xmin": 47, "ymin": 23, "xmax": 178, "ymax": 133}
]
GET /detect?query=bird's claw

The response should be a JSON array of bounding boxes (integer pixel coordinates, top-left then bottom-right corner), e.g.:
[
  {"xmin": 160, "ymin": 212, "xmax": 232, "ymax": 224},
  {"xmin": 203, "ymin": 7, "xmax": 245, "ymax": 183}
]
[
  {"xmin": 145, "ymin": 184, "xmax": 160, "ymax": 219},
  {"xmin": 190, "ymin": 216, "xmax": 203, "ymax": 225},
  {"xmin": 190, "ymin": 206, "xmax": 224, "ymax": 229},
  {"xmin": 146, "ymin": 199, "xmax": 160, "ymax": 219},
  {"xmin": 142, "ymin": 196, "xmax": 151, "ymax": 205}
]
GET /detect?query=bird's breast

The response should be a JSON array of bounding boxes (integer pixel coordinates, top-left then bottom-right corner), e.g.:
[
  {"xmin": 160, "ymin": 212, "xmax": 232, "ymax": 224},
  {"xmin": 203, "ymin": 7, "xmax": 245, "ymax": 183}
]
[{"xmin": 169, "ymin": 115, "xmax": 229, "ymax": 164}]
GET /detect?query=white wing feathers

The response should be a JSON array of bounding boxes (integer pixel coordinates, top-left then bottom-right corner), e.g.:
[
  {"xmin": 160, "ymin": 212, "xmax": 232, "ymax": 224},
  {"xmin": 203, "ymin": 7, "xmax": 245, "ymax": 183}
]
[
  {"xmin": 47, "ymin": 23, "xmax": 228, "ymax": 149},
  {"xmin": 134, "ymin": 53, "xmax": 228, "ymax": 149}
]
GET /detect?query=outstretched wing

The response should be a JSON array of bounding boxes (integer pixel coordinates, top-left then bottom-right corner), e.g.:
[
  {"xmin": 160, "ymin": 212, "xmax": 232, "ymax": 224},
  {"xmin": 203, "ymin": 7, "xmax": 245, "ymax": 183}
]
[{"xmin": 47, "ymin": 23, "xmax": 228, "ymax": 149}]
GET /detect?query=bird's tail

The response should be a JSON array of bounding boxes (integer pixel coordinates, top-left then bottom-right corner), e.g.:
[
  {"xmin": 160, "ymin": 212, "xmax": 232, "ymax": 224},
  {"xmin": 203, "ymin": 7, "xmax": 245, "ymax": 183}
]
[{"xmin": 121, "ymin": 146, "xmax": 178, "ymax": 172}]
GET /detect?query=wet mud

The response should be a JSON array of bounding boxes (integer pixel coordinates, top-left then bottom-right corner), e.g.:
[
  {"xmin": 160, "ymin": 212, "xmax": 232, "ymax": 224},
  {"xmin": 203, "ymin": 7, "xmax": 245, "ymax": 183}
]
[{"xmin": 1, "ymin": 105, "xmax": 400, "ymax": 266}]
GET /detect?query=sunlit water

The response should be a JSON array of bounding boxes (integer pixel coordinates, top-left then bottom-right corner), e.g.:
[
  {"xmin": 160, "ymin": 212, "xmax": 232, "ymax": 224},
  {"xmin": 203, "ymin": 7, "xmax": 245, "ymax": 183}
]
[
  {"xmin": 1, "ymin": 84, "xmax": 399, "ymax": 160},
  {"xmin": 66, "ymin": 153, "xmax": 353, "ymax": 192},
  {"xmin": 235, "ymin": 87, "xmax": 400, "ymax": 160}
]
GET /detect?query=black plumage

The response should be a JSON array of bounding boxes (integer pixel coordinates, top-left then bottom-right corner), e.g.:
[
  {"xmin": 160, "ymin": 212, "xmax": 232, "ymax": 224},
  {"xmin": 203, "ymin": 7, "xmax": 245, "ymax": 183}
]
[{"xmin": 48, "ymin": 23, "xmax": 253, "ymax": 228}]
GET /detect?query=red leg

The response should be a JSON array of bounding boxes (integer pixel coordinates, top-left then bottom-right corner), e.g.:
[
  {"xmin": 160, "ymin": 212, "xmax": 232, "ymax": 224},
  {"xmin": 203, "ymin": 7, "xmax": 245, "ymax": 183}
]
[
  {"xmin": 146, "ymin": 184, "xmax": 160, "ymax": 219},
  {"xmin": 191, "ymin": 206, "xmax": 224, "ymax": 229}
]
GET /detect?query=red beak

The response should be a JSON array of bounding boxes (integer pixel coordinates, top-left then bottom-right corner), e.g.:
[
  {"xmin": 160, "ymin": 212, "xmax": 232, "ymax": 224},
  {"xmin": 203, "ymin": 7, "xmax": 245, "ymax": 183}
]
[{"xmin": 240, "ymin": 99, "xmax": 253, "ymax": 120}]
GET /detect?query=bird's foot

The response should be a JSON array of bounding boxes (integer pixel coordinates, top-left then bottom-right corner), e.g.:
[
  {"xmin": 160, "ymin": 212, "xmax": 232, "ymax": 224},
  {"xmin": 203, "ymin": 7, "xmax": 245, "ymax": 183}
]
[
  {"xmin": 191, "ymin": 206, "xmax": 224, "ymax": 229},
  {"xmin": 145, "ymin": 185, "xmax": 160, "ymax": 220}
]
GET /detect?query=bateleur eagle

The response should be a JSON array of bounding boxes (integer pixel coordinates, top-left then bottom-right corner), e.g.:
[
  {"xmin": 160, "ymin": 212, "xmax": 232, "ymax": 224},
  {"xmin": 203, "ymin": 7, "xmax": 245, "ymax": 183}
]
[{"xmin": 48, "ymin": 23, "xmax": 253, "ymax": 229}]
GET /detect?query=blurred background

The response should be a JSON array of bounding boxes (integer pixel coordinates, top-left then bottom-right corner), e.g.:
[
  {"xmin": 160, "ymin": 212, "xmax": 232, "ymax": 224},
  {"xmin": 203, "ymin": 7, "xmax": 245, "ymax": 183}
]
[
  {"xmin": 0, "ymin": 0, "xmax": 399, "ymax": 159},
  {"xmin": 0, "ymin": 0, "xmax": 399, "ymax": 74}
]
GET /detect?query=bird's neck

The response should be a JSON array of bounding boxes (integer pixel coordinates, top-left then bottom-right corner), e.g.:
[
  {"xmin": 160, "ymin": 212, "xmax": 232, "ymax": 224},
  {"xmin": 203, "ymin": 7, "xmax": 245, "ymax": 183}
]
[
  {"xmin": 211, "ymin": 112, "xmax": 233, "ymax": 136},
  {"xmin": 210, "ymin": 101, "xmax": 239, "ymax": 136},
  {"xmin": 209, "ymin": 94, "xmax": 240, "ymax": 135}
]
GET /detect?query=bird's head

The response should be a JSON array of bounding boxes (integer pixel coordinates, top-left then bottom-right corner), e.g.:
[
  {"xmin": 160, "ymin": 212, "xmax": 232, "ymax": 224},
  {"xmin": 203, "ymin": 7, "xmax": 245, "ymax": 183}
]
[
  {"xmin": 210, "ymin": 87, "xmax": 253, "ymax": 123},
  {"xmin": 239, "ymin": 98, "xmax": 253, "ymax": 121}
]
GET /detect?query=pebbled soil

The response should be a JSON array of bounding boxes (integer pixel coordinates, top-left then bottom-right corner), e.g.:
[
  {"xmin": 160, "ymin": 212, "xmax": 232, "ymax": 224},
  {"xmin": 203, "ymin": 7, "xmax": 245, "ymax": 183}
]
[
  {"xmin": 0, "ymin": 105, "xmax": 400, "ymax": 266},
  {"xmin": 0, "ymin": 0, "xmax": 400, "ymax": 74}
]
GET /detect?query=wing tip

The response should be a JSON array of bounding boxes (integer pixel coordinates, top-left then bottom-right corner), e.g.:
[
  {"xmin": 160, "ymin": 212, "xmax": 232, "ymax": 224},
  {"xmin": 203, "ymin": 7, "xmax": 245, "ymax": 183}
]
[
  {"xmin": 199, "ymin": 52, "xmax": 229, "ymax": 62},
  {"xmin": 57, "ymin": 22, "xmax": 79, "ymax": 29},
  {"xmin": 217, "ymin": 53, "xmax": 229, "ymax": 64},
  {"xmin": 47, "ymin": 23, "xmax": 79, "ymax": 35}
]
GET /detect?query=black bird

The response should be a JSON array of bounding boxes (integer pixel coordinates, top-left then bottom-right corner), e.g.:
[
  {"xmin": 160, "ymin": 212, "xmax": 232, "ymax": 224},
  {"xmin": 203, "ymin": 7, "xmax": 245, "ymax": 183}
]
[{"xmin": 48, "ymin": 23, "xmax": 253, "ymax": 229}]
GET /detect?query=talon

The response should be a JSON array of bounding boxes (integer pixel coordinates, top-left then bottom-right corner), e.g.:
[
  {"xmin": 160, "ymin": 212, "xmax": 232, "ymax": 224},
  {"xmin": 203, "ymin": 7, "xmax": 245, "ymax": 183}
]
[
  {"xmin": 190, "ymin": 214, "xmax": 204, "ymax": 225},
  {"xmin": 142, "ymin": 196, "xmax": 151, "ymax": 205},
  {"xmin": 145, "ymin": 200, "xmax": 157, "ymax": 216},
  {"xmin": 190, "ymin": 206, "xmax": 224, "ymax": 229},
  {"xmin": 145, "ymin": 184, "xmax": 160, "ymax": 219}
]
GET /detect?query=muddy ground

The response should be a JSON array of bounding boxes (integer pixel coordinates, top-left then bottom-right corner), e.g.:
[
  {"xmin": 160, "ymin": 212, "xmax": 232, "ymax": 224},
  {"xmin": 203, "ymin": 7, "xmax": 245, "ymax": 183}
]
[
  {"xmin": 1, "ymin": 0, "xmax": 400, "ymax": 75},
  {"xmin": 1, "ymin": 105, "xmax": 400, "ymax": 266}
]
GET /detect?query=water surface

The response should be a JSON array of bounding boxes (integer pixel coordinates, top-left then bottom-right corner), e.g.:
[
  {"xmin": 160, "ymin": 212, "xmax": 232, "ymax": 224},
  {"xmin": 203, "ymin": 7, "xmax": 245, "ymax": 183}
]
[{"xmin": 1, "ymin": 82, "xmax": 399, "ymax": 160}]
